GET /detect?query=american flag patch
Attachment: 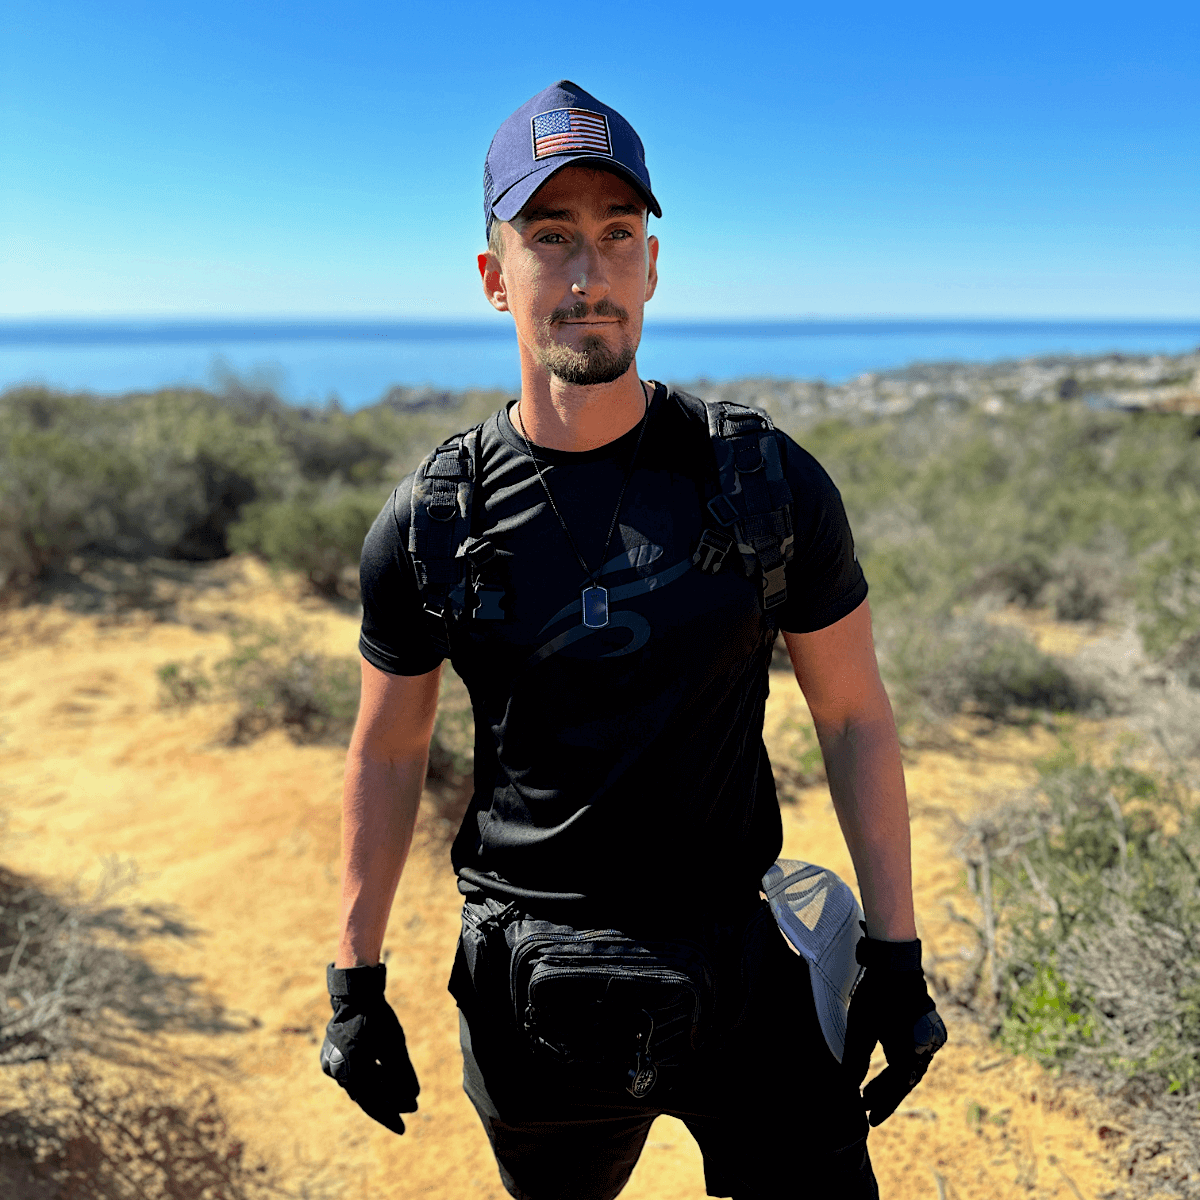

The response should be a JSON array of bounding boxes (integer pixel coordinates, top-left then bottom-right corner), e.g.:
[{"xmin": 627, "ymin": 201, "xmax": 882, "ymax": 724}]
[{"xmin": 531, "ymin": 108, "xmax": 612, "ymax": 160}]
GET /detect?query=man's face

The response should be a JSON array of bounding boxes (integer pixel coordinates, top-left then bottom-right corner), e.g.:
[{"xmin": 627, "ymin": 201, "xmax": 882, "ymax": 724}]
[{"xmin": 479, "ymin": 166, "xmax": 659, "ymax": 387}]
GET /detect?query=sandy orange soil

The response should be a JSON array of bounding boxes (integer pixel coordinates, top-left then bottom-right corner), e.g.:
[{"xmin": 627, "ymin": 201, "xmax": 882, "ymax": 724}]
[{"xmin": 0, "ymin": 559, "xmax": 1131, "ymax": 1198}]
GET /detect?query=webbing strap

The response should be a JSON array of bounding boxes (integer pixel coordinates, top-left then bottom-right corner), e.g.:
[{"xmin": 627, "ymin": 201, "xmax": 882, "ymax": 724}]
[
  {"xmin": 403, "ymin": 397, "xmax": 796, "ymax": 651},
  {"xmin": 409, "ymin": 426, "xmax": 482, "ymax": 656},
  {"xmin": 703, "ymin": 400, "xmax": 795, "ymax": 611}
]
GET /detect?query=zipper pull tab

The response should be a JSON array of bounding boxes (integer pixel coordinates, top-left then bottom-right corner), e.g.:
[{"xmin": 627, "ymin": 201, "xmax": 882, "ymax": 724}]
[{"xmin": 626, "ymin": 1012, "xmax": 658, "ymax": 1098}]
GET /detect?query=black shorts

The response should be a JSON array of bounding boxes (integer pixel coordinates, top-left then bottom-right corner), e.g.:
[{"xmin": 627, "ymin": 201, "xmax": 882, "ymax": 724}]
[{"xmin": 449, "ymin": 895, "xmax": 877, "ymax": 1200}]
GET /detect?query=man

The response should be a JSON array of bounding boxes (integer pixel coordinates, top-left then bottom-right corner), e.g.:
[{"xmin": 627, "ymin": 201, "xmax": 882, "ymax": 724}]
[{"xmin": 320, "ymin": 80, "xmax": 945, "ymax": 1199}]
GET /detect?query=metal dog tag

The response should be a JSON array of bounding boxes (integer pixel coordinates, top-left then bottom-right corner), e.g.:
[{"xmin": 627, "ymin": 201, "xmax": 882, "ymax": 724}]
[{"xmin": 581, "ymin": 585, "xmax": 609, "ymax": 628}]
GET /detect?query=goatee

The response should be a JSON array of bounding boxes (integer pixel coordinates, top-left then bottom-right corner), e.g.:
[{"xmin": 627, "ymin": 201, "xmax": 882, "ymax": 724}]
[
  {"xmin": 536, "ymin": 299, "xmax": 638, "ymax": 386},
  {"xmin": 537, "ymin": 335, "xmax": 637, "ymax": 386}
]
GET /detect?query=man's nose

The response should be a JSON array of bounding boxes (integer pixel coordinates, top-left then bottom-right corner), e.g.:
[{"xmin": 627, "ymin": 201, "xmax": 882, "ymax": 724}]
[{"xmin": 569, "ymin": 241, "xmax": 610, "ymax": 300}]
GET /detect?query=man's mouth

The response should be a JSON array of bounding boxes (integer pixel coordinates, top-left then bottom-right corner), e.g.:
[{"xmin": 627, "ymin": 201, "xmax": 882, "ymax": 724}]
[{"xmin": 548, "ymin": 300, "xmax": 629, "ymax": 326}]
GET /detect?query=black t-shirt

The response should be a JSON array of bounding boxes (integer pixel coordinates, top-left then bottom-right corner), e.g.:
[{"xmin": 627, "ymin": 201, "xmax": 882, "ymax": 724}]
[{"xmin": 359, "ymin": 384, "xmax": 867, "ymax": 918}]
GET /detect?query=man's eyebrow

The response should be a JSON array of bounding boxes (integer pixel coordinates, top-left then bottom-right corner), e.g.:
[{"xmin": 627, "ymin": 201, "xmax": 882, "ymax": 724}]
[
  {"xmin": 520, "ymin": 206, "xmax": 577, "ymax": 224},
  {"xmin": 519, "ymin": 202, "xmax": 645, "ymax": 224}
]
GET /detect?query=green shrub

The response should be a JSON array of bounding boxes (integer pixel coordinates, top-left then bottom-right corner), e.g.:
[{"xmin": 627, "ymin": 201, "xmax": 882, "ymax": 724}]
[
  {"xmin": 1138, "ymin": 525, "xmax": 1200, "ymax": 686},
  {"xmin": 792, "ymin": 403, "xmax": 1200, "ymax": 673},
  {"xmin": 0, "ymin": 385, "xmax": 291, "ymax": 591},
  {"xmin": 215, "ymin": 623, "xmax": 360, "ymax": 745},
  {"xmin": 879, "ymin": 616, "xmax": 1102, "ymax": 724},
  {"xmin": 0, "ymin": 379, "xmax": 510, "ymax": 598},
  {"xmin": 999, "ymin": 963, "xmax": 1096, "ymax": 1068},
  {"xmin": 228, "ymin": 488, "xmax": 386, "ymax": 598},
  {"xmin": 954, "ymin": 752, "xmax": 1200, "ymax": 1093},
  {"xmin": 156, "ymin": 658, "xmax": 212, "ymax": 708},
  {"xmin": 0, "ymin": 388, "xmax": 136, "ymax": 594},
  {"xmin": 958, "ymin": 625, "xmax": 1098, "ymax": 718},
  {"xmin": 156, "ymin": 626, "xmax": 479, "ymax": 785},
  {"xmin": 156, "ymin": 623, "xmax": 358, "ymax": 745}
]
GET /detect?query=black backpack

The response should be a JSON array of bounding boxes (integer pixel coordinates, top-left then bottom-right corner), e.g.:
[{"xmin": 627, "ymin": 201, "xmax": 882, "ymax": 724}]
[{"xmin": 406, "ymin": 392, "xmax": 795, "ymax": 656}]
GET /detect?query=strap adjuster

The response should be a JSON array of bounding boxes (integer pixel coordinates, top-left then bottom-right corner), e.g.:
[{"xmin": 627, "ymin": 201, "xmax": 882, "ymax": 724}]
[
  {"xmin": 761, "ymin": 563, "xmax": 788, "ymax": 608},
  {"xmin": 707, "ymin": 494, "xmax": 739, "ymax": 527},
  {"xmin": 425, "ymin": 445, "xmax": 469, "ymax": 479},
  {"xmin": 692, "ymin": 528, "xmax": 734, "ymax": 575},
  {"xmin": 734, "ymin": 440, "xmax": 764, "ymax": 473},
  {"xmin": 718, "ymin": 412, "xmax": 768, "ymax": 438}
]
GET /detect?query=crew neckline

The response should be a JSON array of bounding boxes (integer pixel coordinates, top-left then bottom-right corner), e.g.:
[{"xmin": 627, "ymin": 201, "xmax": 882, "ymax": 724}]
[{"xmin": 498, "ymin": 381, "xmax": 666, "ymax": 465}]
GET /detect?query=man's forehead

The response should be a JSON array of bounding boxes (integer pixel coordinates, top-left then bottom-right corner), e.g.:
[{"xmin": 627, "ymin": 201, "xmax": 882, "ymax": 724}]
[{"xmin": 514, "ymin": 167, "xmax": 647, "ymax": 226}]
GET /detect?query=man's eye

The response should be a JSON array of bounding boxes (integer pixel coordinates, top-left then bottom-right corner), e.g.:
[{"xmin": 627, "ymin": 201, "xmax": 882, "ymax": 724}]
[
  {"xmin": 609, "ymin": 229, "xmax": 633, "ymax": 240},
  {"xmin": 538, "ymin": 232, "xmax": 567, "ymax": 244}
]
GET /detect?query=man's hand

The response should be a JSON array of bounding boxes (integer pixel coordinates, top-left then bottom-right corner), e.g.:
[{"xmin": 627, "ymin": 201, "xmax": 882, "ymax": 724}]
[
  {"xmin": 319, "ymin": 963, "xmax": 420, "ymax": 1134},
  {"xmin": 842, "ymin": 933, "xmax": 947, "ymax": 1126}
]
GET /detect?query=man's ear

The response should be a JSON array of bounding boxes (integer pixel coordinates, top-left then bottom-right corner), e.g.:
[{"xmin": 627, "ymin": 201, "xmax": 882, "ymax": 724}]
[
  {"xmin": 644, "ymin": 234, "xmax": 660, "ymax": 304},
  {"xmin": 478, "ymin": 250, "xmax": 509, "ymax": 313}
]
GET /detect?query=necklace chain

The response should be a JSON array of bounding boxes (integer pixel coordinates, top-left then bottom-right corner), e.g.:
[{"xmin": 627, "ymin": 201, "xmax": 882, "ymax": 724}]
[{"xmin": 514, "ymin": 384, "xmax": 652, "ymax": 586}]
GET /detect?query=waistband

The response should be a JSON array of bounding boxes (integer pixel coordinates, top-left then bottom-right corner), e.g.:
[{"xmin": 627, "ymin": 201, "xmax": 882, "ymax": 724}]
[{"xmin": 457, "ymin": 868, "xmax": 764, "ymax": 936}]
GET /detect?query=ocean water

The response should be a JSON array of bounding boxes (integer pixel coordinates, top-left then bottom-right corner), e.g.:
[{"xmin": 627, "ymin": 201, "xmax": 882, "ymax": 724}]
[{"xmin": 1, "ymin": 319, "xmax": 1197, "ymax": 410}]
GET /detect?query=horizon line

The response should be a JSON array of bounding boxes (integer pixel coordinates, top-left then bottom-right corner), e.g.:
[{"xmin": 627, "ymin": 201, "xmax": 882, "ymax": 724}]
[{"xmin": 2, "ymin": 314, "xmax": 1198, "ymax": 327}]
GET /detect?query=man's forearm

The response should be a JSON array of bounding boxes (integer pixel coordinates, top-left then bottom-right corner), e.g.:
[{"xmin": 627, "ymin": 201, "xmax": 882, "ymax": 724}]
[
  {"xmin": 335, "ymin": 751, "xmax": 427, "ymax": 968},
  {"xmin": 815, "ymin": 711, "xmax": 917, "ymax": 943}
]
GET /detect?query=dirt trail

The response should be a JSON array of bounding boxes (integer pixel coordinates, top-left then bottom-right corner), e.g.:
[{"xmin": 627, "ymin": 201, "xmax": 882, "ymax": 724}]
[{"xmin": 0, "ymin": 561, "xmax": 1128, "ymax": 1198}]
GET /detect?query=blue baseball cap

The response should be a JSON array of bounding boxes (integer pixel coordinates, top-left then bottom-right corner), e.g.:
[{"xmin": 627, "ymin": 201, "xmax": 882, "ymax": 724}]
[{"xmin": 483, "ymin": 80, "xmax": 662, "ymax": 241}]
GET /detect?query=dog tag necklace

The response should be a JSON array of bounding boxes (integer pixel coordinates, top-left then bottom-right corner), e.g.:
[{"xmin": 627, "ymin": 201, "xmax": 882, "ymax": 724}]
[{"xmin": 515, "ymin": 385, "xmax": 651, "ymax": 630}]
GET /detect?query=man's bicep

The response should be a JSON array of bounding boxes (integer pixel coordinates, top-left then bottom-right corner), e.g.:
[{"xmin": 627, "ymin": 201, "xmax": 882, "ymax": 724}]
[
  {"xmin": 351, "ymin": 656, "xmax": 443, "ymax": 762},
  {"xmin": 781, "ymin": 599, "xmax": 889, "ymax": 729}
]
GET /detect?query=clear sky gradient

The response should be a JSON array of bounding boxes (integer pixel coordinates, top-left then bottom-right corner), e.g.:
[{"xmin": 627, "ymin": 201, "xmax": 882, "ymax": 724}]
[{"xmin": 2, "ymin": 0, "xmax": 1197, "ymax": 319}]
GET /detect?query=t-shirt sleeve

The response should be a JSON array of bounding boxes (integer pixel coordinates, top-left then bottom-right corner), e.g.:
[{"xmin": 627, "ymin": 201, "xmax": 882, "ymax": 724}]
[
  {"xmin": 774, "ymin": 433, "xmax": 868, "ymax": 634},
  {"xmin": 358, "ymin": 476, "xmax": 446, "ymax": 676}
]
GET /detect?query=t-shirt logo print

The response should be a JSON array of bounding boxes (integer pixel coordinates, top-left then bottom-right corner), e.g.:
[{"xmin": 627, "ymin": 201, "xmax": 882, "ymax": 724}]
[
  {"xmin": 523, "ymin": 542, "xmax": 692, "ymax": 670},
  {"xmin": 530, "ymin": 109, "xmax": 612, "ymax": 160}
]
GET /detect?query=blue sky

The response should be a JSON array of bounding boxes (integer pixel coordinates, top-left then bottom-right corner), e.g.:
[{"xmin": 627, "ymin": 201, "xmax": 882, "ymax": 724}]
[{"xmin": 1, "ymin": 0, "xmax": 1197, "ymax": 319}]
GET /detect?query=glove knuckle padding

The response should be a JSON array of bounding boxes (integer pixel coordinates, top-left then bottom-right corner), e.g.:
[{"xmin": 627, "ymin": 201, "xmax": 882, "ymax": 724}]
[
  {"xmin": 913, "ymin": 1009, "xmax": 948, "ymax": 1057},
  {"xmin": 319, "ymin": 1038, "xmax": 348, "ymax": 1081}
]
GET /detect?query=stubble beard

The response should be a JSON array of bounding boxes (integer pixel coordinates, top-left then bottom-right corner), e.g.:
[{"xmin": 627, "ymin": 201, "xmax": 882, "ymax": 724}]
[{"xmin": 534, "ymin": 299, "xmax": 638, "ymax": 387}]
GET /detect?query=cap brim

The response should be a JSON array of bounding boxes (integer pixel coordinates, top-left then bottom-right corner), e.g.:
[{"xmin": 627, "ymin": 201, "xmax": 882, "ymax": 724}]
[
  {"xmin": 491, "ymin": 156, "xmax": 662, "ymax": 225},
  {"xmin": 762, "ymin": 859, "xmax": 866, "ymax": 1064}
]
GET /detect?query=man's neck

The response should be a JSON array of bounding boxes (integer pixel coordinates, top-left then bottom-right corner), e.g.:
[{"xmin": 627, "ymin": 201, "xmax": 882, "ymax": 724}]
[{"xmin": 514, "ymin": 357, "xmax": 649, "ymax": 453}]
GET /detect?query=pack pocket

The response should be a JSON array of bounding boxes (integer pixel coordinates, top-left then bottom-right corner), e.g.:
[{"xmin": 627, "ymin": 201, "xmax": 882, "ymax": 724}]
[{"xmin": 510, "ymin": 928, "xmax": 714, "ymax": 1098}]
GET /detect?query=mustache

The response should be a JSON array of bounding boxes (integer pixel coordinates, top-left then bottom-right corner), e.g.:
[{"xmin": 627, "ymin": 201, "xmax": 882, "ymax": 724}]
[{"xmin": 546, "ymin": 298, "xmax": 629, "ymax": 325}]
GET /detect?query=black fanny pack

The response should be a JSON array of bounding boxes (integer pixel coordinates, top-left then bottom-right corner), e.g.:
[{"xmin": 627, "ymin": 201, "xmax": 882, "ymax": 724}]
[{"xmin": 455, "ymin": 901, "xmax": 717, "ymax": 1099}]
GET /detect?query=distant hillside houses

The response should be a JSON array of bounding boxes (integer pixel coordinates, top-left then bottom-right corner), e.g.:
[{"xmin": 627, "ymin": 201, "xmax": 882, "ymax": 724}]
[{"xmin": 684, "ymin": 350, "xmax": 1200, "ymax": 424}]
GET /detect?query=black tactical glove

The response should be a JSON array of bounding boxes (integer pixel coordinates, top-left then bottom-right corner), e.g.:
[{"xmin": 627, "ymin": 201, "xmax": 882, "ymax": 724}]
[
  {"xmin": 842, "ymin": 930, "xmax": 947, "ymax": 1126},
  {"xmin": 319, "ymin": 963, "xmax": 420, "ymax": 1134}
]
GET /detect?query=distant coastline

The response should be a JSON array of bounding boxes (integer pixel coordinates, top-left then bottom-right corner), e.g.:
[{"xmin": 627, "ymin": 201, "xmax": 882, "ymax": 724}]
[
  {"xmin": 2, "ymin": 316, "xmax": 1198, "ymax": 345},
  {"xmin": 2, "ymin": 318, "xmax": 1197, "ymax": 408}
]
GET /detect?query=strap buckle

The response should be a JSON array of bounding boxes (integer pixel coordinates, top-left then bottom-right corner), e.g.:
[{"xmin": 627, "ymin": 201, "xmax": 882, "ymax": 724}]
[
  {"xmin": 761, "ymin": 563, "xmax": 788, "ymax": 609},
  {"xmin": 706, "ymin": 493, "xmax": 739, "ymax": 527},
  {"xmin": 692, "ymin": 528, "xmax": 734, "ymax": 575},
  {"xmin": 464, "ymin": 540, "xmax": 505, "ymax": 621}
]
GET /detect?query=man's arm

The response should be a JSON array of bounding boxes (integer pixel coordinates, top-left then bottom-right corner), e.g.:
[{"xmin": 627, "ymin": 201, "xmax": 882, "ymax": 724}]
[
  {"xmin": 782, "ymin": 598, "xmax": 916, "ymax": 942},
  {"xmin": 335, "ymin": 656, "xmax": 443, "ymax": 968}
]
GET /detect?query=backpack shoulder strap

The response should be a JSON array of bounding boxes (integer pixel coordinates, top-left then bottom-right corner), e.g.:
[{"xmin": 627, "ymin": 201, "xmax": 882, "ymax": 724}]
[
  {"xmin": 408, "ymin": 422, "xmax": 484, "ymax": 656},
  {"xmin": 674, "ymin": 390, "xmax": 795, "ymax": 611}
]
